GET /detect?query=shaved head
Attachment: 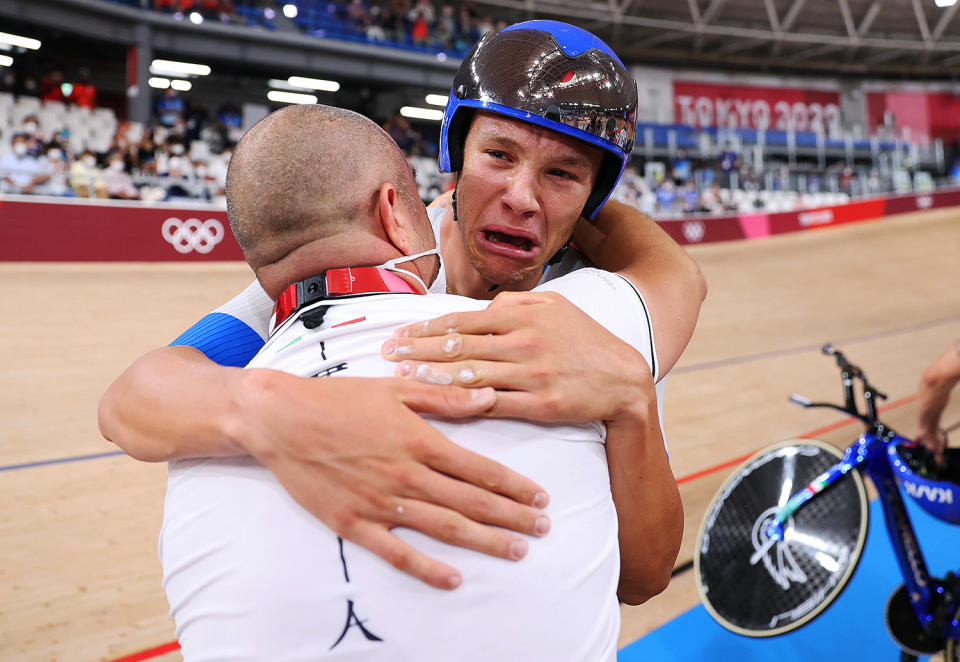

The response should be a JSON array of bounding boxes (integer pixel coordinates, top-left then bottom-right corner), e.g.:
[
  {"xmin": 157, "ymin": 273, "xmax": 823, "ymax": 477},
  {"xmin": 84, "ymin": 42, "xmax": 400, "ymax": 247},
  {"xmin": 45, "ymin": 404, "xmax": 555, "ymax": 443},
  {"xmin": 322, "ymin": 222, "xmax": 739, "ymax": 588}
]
[{"xmin": 226, "ymin": 104, "xmax": 421, "ymax": 271}]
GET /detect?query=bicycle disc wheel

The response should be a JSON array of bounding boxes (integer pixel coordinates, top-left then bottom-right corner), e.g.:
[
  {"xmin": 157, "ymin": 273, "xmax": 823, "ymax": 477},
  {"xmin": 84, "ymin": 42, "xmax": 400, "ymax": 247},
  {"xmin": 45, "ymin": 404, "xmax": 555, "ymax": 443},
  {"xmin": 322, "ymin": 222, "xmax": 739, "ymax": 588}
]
[{"xmin": 695, "ymin": 439, "xmax": 869, "ymax": 637}]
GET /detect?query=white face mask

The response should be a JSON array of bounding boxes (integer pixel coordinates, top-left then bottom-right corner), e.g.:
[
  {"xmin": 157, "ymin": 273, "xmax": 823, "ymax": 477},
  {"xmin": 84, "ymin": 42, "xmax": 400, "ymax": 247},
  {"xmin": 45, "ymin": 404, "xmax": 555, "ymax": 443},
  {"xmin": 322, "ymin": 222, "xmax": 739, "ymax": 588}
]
[
  {"xmin": 13, "ymin": 143, "xmax": 27, "ymax": 157},
  {"xmin": 375, "ymin": 246, "xmax": 443, "ymax": 295},
  {"xmin": 47, "ymin": 149, "xmax": 63, "ymax": 160},
  {"xmin": 171, "ymin": 144, "xmax": 185, "ymax": 155},
  {"xmin": 109, "ymin": 161, "xmax": 124, "ymax": 171},
  {"xmin": 83, "ymin": 155, "xmax": 96, "ymax": 167},
  {"xmin": 24, "ymin": 122, "xmax": 37, "ymax": 132}
]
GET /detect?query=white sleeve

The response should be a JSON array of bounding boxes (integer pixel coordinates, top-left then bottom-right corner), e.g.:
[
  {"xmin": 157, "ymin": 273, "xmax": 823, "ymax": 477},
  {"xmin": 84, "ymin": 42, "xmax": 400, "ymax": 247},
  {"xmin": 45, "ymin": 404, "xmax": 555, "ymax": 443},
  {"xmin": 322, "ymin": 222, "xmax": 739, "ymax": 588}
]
[
  {"xmin": 534, "ymin": 267, "xmax": 659, "ymax": 382},
  {"xmin": 213, "ymin": 279, "xmax": 274, "ymax": 341}
]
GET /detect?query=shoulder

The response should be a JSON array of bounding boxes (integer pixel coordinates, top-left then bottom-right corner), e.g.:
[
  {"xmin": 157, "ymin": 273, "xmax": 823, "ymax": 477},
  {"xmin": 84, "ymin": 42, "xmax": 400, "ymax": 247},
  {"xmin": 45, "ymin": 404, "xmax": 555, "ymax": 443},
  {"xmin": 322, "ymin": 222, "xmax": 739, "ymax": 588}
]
[{"xmin": 535, "ymin": 268, "xmax": 658, "ymax": 380}]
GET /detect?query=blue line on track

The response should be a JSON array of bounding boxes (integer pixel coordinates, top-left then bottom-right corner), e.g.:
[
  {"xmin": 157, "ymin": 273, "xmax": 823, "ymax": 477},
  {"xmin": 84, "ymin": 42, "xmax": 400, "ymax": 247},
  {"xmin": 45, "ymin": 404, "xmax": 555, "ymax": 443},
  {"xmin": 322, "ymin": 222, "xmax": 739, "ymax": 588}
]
[
  {"xmin": 674, "ymin": 314, "xmax": 960, "ymax": 375},
  {"xmin": 0, "ymin": 450, "xmax": 126, "ymax": 473}
]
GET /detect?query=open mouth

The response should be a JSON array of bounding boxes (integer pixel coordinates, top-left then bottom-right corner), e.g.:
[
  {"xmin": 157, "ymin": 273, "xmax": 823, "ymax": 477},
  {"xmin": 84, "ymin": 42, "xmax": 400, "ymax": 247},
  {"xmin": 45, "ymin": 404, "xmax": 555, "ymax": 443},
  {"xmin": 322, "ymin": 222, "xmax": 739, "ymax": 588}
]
[{"xmin": 483, "ymin": 230, "xmax": 533, "ymax": 252}]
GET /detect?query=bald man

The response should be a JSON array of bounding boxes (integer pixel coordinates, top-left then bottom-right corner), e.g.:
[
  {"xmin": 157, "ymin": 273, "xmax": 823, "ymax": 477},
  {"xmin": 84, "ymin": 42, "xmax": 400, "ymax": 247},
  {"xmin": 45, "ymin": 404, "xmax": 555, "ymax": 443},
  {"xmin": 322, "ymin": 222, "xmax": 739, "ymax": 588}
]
[{"xmin": 160, "ymin": 105, "xmax": 676, "ymax": 660}]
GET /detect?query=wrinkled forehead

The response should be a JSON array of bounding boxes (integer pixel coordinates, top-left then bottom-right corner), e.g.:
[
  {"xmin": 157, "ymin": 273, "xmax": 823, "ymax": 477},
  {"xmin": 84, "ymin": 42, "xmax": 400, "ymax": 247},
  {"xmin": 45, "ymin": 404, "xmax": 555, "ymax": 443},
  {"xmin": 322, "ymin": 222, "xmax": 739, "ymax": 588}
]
[{"xmin": 467, "ymin": 111, "xmax": 603, "ymax": 170}]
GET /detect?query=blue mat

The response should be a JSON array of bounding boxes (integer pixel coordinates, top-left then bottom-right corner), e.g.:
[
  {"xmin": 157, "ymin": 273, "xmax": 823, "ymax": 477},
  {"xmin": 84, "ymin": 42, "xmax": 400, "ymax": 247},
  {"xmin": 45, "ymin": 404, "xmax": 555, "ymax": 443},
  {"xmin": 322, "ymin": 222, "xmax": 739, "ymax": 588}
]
[{"xmin": 620, "ymin": 496, "xmax": 959, "ymax": 661}]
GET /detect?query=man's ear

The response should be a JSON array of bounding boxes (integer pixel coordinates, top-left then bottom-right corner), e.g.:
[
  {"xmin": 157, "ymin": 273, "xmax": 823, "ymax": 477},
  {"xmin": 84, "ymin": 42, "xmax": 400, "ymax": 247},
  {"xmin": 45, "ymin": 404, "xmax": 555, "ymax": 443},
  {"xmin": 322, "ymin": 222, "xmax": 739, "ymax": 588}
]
[{"xmin": 377, "ymin": 181, "xmax": 414, "ymax": 254}]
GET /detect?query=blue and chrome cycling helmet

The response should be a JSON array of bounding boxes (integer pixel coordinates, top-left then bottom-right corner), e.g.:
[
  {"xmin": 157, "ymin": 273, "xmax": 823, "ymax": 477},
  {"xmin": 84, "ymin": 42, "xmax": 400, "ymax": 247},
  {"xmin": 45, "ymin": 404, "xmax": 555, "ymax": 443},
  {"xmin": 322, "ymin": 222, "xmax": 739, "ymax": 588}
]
[
  {"xmin": 439, "ymin": 20, "xmax": 638, "ymax": 219},
  {"xmin": 889, "ymin": 443, "xmax": 960, "ymax": 524}
]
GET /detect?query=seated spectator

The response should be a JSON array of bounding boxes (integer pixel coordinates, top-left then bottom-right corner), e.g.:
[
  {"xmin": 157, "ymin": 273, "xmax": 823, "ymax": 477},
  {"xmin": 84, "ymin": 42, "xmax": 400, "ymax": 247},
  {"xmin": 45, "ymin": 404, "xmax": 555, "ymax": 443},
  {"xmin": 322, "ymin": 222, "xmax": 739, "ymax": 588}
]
[
  {"xmin": 38, "ymin": 146, "xmax": 72, "ymax": 196},
  {"xmin": 19, "ymin": 114, "xmax": 46, "ymax": 157},
  {"xmin": 411, "ymin": 9, "xmax": 429, "ymax": 45},
  {"xmin": 365, "ymin": 12, "xmax": 387, "ymax": 42},
  {"xmin": 71, "ymin": 68, "xmax": 97, "ymax": 109},
  {"xmin": 69, "ymin": 150, "xmax": 102, "ymax": 198},
  {"xmin": 672, "ymin": 149, "xmax": 691, "ymax": 184},
  {"xmin": 348, "ymin": 0, "xmax": 369, "ymax": 28},
  {"xmin": 655, "ymin": 180, "xmax": 678, "ymax": 213},
  {"xmin": 136, "ymin": 134, "xmax": 158, "ymax": 175},
  {"xmin": 161, "ymin": 155, "xmax": 194, "ymax": 200},
  {"xmin": 41, "ymin": 69, "xmax": 66, "ymax": 103},
  {"xmin": 433, "ymin": 3, "xmax": 455, "ymax": 48},
  {"xmin": 1, "ymin": 133, "xmax": 50, "ymax": 194},
  {"xmin": 102, "ymin": 151, "xmax": 140, "ymax": 200},
  {"xmin": 681, "ymin": 181, "xmax": 699, "ymax": 213},
  {"xmin": 155, "ymin": 87, "xmax": 185, "ymax": 128},
  {"xmin": 21, "ymin": 76, "xmax": 40, "ymax": 97},
  {"xmin": 206, "ymin": 145, "xmax": 231, "ymax": 196},
  {"xmin": 0, "ymin": 69, "xmax": 16, "ymax": 94}
]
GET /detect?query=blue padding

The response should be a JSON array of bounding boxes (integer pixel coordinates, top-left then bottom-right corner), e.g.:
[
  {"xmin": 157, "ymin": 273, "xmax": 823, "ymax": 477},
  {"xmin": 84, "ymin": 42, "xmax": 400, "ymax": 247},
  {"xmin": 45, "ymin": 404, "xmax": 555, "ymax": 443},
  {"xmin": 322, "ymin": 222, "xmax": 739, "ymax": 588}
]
[
  {"xmin": 170, "ymin": 312, "xmax": 265, "ymax": 368},
  {"xmin": 501, "ymin": 20, "xmax": 622, "ymax": 62},
  {"xmin": 619, "ymin": 496, "xmax": 959, "ymax": 661}
]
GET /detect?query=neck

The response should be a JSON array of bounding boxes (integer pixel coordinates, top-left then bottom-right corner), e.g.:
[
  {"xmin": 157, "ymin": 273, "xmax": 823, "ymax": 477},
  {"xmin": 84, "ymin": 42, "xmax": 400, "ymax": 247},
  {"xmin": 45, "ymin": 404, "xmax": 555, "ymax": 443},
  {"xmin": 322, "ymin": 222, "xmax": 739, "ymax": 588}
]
[{"xmin": 256, "ymin": 232, "xmax": 409, "ymax": 300}]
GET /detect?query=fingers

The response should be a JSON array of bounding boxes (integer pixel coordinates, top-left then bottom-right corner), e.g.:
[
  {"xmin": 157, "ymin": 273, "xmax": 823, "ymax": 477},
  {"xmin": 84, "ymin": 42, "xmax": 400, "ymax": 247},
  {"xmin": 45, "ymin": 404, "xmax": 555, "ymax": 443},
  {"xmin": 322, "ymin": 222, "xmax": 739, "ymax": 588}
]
[
  {"xmin": 393, "ymin": 498, "xmax": 540, "ymax": 562},
  {"xmin": 349, "ymin": 523, "xmax": 463, "ymax": 590},
  {"xmin": 392, "ymin": 306, "xmax": 524, "ymax": 340},
  {"xmin": 392, "ymin": 378, "xmax": 496, "ymax": 417},
  {"xmin": 394, "ymin": 359, "xmax": 532, "ymax": 392},
  {"xmin": 383, "ymin": 332, "xmax": 517, "ymax": 364},
  {"xmin": 400, "ymin": 469, "xmax": 550, "ymax": 538}
]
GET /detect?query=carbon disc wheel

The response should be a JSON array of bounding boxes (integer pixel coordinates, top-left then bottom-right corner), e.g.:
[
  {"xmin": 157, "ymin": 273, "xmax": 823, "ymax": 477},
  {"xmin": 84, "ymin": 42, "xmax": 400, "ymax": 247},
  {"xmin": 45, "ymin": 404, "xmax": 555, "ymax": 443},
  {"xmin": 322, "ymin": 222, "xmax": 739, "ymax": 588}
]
[{"xmin": 695, "ymin": 439, "xmax": 869, "ymax": 637}]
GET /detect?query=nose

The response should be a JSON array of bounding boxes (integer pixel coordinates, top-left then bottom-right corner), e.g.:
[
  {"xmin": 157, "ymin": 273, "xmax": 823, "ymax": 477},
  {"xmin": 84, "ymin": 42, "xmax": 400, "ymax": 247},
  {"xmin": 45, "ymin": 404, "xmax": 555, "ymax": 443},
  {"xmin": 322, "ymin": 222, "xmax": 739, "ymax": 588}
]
[{"xmin": 500, "ymin": 167, "xmax": 541, "ymax": 217}]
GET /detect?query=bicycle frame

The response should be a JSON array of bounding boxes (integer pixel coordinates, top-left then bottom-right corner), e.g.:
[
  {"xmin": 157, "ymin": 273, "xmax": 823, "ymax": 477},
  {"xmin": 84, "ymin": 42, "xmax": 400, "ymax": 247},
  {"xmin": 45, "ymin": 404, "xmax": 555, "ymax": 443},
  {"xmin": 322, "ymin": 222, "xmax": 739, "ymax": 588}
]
[{"xmin": 761, "ymin": 346, "xmax": 960, "ymax": 643}]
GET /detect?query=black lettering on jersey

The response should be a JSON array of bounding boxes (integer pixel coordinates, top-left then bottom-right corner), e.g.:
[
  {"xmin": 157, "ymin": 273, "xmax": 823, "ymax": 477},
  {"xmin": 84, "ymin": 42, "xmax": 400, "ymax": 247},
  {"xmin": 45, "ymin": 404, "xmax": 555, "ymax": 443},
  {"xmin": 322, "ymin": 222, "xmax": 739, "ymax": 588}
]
[
  {"xmin": 337, "ymin": 536, "xmax": 350, "ymax": 583},
  {"xmin": 330, "ymin": 599, "xmax": 383, "ymax": 649},
  {"xmin": 320, "ymin": 340, "xmax": 327, "ymax": 361},
  {"xmin": 312, "ymin": 362, "xmax": 348, "ymax": 378}
]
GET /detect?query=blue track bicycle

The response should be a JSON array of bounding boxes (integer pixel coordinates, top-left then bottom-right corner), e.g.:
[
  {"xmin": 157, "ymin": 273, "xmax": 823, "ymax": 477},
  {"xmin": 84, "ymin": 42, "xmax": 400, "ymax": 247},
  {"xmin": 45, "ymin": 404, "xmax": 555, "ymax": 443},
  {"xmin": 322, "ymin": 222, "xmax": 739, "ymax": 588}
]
[{"xmin": 695, "ymin": 345, "xmax": 960, "ymax": 660}]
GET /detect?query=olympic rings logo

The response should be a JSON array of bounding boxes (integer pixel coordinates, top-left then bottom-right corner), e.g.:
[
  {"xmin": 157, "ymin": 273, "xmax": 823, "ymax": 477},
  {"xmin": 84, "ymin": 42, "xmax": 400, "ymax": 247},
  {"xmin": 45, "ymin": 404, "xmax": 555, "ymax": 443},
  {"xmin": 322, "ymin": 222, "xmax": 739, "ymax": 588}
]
[{"xmin": 161, "ymin": 217, "xmax": 225, "ymax": 254}]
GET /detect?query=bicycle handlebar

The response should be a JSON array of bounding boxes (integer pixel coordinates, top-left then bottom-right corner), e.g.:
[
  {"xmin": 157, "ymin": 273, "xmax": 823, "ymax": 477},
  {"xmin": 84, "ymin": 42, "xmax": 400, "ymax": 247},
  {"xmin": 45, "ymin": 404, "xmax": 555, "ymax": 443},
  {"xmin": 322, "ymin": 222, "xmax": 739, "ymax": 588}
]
[{"xmin": 788, "ymin": 345, "xmax": 892, "ymax": 427}]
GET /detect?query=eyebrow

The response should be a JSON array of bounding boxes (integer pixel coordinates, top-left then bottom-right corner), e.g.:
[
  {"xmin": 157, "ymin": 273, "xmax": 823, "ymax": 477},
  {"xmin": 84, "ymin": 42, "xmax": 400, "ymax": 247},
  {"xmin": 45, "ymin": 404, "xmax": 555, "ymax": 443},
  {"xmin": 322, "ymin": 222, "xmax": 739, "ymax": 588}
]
[{"xmin": 481, "ymin": 134, "xmax": 595, "ymax": 172}]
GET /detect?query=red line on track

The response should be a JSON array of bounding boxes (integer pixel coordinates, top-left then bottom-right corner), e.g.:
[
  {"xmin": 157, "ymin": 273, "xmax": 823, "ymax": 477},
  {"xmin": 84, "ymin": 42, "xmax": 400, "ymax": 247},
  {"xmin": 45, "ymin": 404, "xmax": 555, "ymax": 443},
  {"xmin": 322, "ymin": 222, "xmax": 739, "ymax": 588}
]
[
  {"xmin": 675, "ymin": 393, "xmax": 918, "ymax": 485},
  {"xmin": 106, "ymin": 641, "xmax": 180, "ymax": 662},
  {"xmin": 108, "ymin": 396, "xmax": 920, "ymax": 661}
]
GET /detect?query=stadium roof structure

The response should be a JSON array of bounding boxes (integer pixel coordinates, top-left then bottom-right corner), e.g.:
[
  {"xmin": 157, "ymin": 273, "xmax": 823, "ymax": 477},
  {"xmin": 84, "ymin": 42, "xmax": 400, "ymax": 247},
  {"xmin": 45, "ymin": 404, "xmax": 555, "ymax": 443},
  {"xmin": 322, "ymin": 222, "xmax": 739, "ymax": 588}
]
[{"xmin": 477, "ymin": 0, "xmax": 960, "ymax": 77}]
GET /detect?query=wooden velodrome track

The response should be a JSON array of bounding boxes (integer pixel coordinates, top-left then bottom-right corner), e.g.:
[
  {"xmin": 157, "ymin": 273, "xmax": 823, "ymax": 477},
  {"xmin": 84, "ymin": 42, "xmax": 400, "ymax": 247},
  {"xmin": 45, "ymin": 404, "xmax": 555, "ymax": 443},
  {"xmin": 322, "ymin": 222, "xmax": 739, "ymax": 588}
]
[{"xmin": 1, "ymin": 205, "xmax": 959, "ymax": 661}]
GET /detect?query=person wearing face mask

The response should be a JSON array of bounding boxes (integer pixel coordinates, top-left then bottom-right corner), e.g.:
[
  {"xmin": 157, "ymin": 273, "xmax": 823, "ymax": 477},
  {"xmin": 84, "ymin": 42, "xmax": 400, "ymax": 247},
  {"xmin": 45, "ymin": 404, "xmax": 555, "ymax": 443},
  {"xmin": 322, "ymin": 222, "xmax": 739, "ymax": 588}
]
[
  {"xmin": 39, "ymin": 146, "xmax": 72, "ymax": 196},
  {"xmin": 1, "ymin": 133, "xmax": 49, "ymax": 194},
  {"xmin": 69, "ymin": 150, "xmax": 102, "ymax": 198},
  {"xmin": 20, "ymin": 114, "xmax": 45, "ymax": 158},
  {"xmin": 102, "ymin": 151, "xmax": 140, "ymax": 200}
]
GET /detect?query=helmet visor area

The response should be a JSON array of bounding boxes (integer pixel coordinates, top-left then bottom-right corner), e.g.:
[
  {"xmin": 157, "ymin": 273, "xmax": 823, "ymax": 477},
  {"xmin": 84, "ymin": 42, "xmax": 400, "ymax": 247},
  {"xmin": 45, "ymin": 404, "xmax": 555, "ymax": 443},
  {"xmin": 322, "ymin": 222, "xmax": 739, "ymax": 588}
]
[{"xmin": 453, "ymin": 29, "xmax": 637, "ymax": 156}]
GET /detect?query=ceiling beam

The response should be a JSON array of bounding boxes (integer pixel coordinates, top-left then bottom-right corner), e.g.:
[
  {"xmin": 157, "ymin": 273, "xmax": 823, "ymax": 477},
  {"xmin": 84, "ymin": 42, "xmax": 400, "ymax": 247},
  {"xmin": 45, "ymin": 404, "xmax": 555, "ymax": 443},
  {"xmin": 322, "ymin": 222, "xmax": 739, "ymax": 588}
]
[
  {"xmin": 469, "ymin": 0, "xmax": 960, "ymax": 55},
  {"xmin": 837, "ymin": 0, "xmax": 858, "ymax": 42},
  {"xmin": 780, "ymin": 0, "xmax": 807, "ymax": 32},
  {"xmin": 912, "ymin": 0, "xmax": 933, "ymax": 47},
  {"xmin": 686, "ymin": 0, "xmax": 701, "ymax": 24},
  {"xmin": 762, "ymin": 0, "xmax": 780, "ymax": 32},
  {"xmin": 791, "ymin": 43, "xmax": 845, "ymax": 61},
  {"xmin": 857, "ymin": 0, "xmax": 884, "ymax": 38},
  {"xmin": 701, "ymin": 0, "xmax": 728, "ymax": 26},
  {"xmin": 716, "ymin": 37, "xmax": 765, "ymax": 55},
  {"xmin": 932, "ymin": 2, "xmax": 960, "ymax": 43}
]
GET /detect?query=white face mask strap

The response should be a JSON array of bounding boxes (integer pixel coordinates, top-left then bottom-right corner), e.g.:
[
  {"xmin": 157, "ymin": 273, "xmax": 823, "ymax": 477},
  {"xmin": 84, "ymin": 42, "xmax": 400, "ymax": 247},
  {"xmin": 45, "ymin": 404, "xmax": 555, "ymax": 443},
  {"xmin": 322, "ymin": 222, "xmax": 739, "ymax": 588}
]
[{"xmin": 379, "ymin": 247, "xmax": 440, "ymax": 295}]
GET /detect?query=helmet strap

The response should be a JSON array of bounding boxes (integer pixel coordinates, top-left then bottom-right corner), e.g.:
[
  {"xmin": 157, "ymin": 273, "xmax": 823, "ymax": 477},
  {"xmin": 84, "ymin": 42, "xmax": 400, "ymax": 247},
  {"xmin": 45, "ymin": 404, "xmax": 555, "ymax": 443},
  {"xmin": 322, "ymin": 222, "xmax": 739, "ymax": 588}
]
[
  {"xmin": 546, "ymin": 240, "xmax": 570, "ymax": 266},
  {"xmin": 452, "ymin": 177, "xmax": 460, "ymax": 223}
]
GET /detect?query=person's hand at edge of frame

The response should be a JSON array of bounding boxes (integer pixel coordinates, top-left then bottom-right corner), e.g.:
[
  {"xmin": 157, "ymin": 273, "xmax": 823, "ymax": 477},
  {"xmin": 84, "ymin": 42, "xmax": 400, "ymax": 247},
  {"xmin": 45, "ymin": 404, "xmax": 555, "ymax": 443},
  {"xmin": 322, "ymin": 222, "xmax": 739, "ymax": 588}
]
[
  {"xmin": 379, "ymin": 290, "xmax": 650, "ymax": 424},
  {"xmin": 229, "ymin": 370, "xmax": 552, "ymax": 591}
]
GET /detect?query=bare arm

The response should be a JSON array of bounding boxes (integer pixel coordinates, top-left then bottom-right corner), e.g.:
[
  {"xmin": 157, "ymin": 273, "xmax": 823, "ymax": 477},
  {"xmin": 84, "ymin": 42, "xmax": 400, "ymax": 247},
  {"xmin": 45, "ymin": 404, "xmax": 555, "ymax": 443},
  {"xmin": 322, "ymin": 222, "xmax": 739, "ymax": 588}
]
[
  {"xmin": 381, "ymin": 292, "xmax": 683, "ymax": 599},
  {"xmin": 573, "ymin": 199, "xmax": 707, "ymax": 375},
  {"xmin": 98, "ymin": 345, "xmax": 553, "ymax": 589},
  {"xmin": 915, "ymin": 342, "xmax": 960, "ymax": 464},
  {"xmin": 604, "ymin": 380, "xmax": 683, "ymax": 604}
]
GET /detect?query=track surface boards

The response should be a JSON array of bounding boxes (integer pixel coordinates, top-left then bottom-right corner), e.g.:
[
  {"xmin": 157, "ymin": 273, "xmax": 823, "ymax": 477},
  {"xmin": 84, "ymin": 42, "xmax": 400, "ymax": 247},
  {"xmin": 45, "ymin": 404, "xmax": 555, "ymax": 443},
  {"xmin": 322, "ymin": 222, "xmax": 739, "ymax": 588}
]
[{"xmin": 1, "ymin": 208, "xmax": 959, "ymax": 660}]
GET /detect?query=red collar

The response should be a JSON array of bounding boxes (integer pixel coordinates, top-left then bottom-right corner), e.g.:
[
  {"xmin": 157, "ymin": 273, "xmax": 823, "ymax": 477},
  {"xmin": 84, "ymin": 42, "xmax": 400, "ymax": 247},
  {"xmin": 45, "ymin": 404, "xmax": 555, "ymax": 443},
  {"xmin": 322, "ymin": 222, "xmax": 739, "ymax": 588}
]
[{"xmin": 273, "ymin": 267, "xmax": 420, "ymax": 329}]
